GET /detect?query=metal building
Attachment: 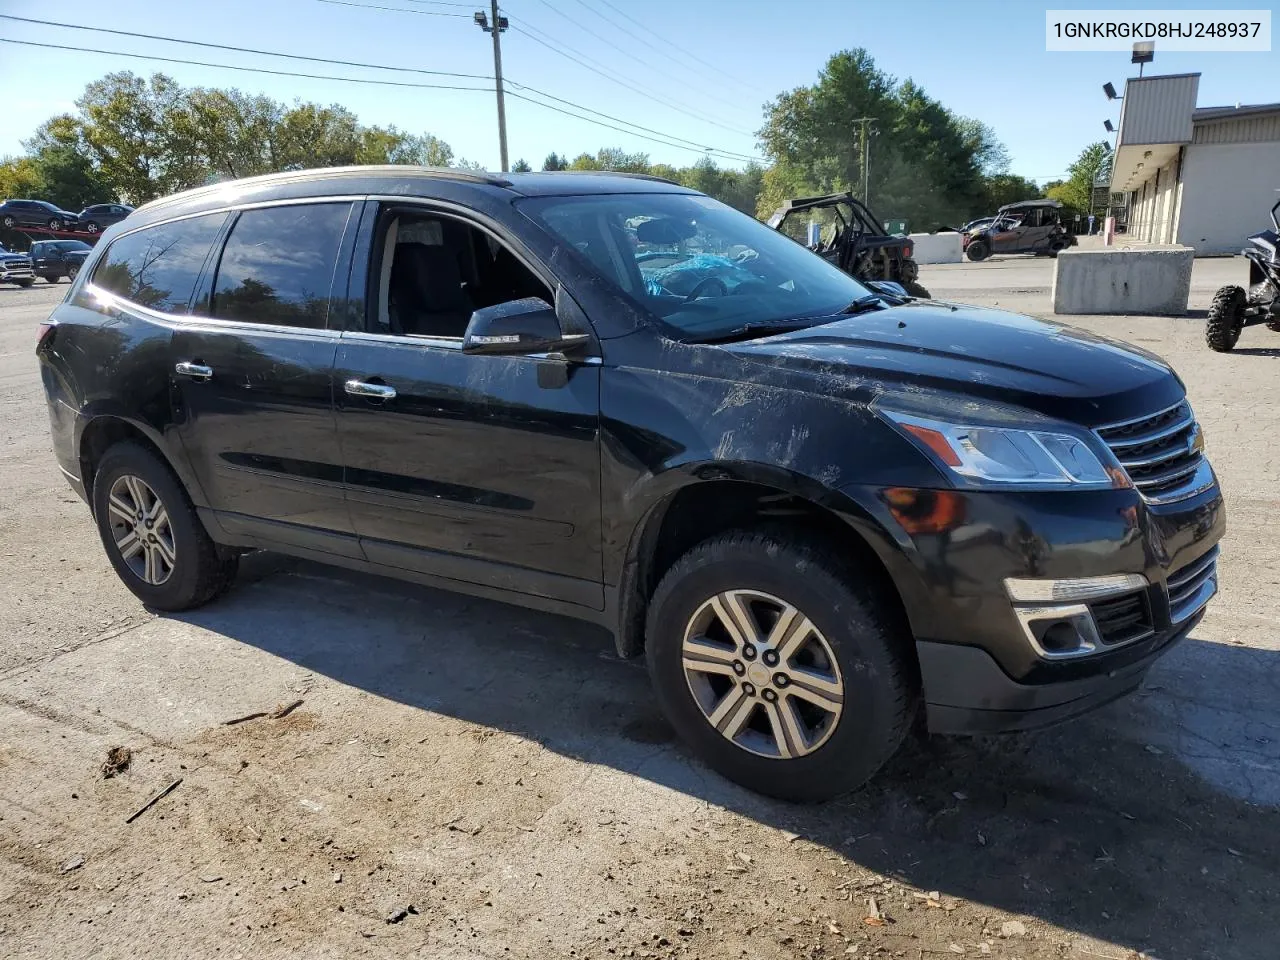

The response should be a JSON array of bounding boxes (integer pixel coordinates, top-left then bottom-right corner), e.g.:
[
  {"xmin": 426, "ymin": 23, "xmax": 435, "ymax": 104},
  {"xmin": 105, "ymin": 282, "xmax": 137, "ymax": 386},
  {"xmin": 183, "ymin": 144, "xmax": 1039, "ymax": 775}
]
[{"xmin": 1107, "ymin": 73, "xmax": 1280, "ymax": 255}]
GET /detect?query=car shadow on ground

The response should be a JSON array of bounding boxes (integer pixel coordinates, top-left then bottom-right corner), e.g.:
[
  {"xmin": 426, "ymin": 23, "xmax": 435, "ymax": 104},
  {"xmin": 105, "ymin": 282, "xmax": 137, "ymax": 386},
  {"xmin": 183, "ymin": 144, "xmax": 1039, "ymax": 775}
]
[{"xmin": 173, "ymin": 553, "xmax": 1280, "ymax": 960}]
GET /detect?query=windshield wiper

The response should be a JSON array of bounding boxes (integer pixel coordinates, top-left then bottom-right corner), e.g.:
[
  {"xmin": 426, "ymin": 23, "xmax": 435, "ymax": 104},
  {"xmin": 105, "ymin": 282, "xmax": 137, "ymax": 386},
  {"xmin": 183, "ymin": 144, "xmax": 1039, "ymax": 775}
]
[
  {"xmin": 689, "ymin": 318, "xmax": 827, "ymax": 345},
  {"xmin": 841, "ymin": 294, "xmax": 889, "ymax": 313}
]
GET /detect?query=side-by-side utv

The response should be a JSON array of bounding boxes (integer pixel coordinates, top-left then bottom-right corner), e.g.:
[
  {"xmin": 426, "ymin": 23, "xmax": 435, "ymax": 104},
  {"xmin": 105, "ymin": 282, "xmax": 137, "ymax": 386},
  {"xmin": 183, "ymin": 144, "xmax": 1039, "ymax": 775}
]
[
  {"xmin": 768, "ymin": 193, "xmax": 929, "ymax": 297},
  {"xmin": 1205, "ymin": 194, "xmax": 1280, "ymax": 352}
]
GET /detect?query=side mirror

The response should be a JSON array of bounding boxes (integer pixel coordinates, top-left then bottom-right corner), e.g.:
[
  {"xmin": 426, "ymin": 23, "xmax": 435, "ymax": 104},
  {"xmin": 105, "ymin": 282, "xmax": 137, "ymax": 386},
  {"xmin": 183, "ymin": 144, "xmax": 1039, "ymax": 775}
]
[{"xmin": 462, "ymin": 297, "xmax": 583, "ymax": 356}]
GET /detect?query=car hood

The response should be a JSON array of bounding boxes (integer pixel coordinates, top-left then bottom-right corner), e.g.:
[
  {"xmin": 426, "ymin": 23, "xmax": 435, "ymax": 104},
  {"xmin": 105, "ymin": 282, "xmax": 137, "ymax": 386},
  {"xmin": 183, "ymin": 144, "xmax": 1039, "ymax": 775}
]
[{"xmin": 727, "ymin": 301, "xmax": 1182, "ymax": 426}]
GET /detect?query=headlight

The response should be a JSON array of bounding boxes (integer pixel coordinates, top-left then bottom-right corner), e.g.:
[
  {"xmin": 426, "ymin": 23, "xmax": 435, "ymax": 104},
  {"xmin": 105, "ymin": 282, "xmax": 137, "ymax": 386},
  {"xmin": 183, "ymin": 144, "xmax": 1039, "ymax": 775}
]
[{"xmin": 880, "ymin": 409, "xmax": 1129, "ymax": 490}]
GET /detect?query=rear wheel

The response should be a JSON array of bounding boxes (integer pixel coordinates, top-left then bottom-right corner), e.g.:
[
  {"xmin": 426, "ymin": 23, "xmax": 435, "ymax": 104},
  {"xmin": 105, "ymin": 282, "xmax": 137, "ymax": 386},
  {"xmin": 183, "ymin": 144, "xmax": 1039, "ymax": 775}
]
[
  {"xmin": 44, "ymin": 275, "xmax": 60, "ymax": 284},
  {"xmin": 1, "ymin": 215, "xmax": 14, "ymax": 228},
  {"xmin": 645, "ymin": 530, "xmax": 916, "ymax": 801},
  {"xmin": 67, "ymin": 264, "xmax": 80, "ymax": 280},
  {"xmin": 903, "ymin": 279, "xmax": 931, "ymax": 298},
  {"xmin": 85, "ymin": 221, "xmax": 100, "ymax": 234},
  {"xmin": 16, "ymin": 279, "xmax": 33, "ymax": 288},
  {"xmin": 92, "ymin": 442, "xmax": 238, "ymax": 610},
  {"xmin": 48, "ymin": 218, "xmax": 61, "ymax": 231},
  {"xmin": 966, "ymin": 239, "xmax": 990, "ymax": 262},
  {"xmin": 1205, "ymin": 285, "xmax": 1245, "ymax": 352}
]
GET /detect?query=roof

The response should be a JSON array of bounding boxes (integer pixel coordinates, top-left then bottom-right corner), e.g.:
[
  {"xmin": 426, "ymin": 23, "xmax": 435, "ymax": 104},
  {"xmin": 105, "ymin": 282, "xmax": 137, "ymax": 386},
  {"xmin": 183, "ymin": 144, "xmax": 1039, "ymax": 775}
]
[
  {"xmin": 998, "ymin": 198, "xmax": 1061, "ymax": 212},
  {"xmin": 1193, "ymin": 102, "xmax": 1280, "ymax": 123},
  {"xmin": 135, "ymin": 165, "xmax": 693, "ymax": 219}
]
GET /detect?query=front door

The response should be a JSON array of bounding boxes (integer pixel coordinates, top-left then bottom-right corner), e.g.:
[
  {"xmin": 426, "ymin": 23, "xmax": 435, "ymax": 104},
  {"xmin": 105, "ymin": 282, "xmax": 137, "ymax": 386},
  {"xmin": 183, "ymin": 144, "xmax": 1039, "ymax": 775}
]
[
  {"xmin": 170, "ymin": 201, "xmax": 361, "ymax": 556},
  {"xmin": 333, "ymin": 204, "xmax": 603, "ymax": 609}
]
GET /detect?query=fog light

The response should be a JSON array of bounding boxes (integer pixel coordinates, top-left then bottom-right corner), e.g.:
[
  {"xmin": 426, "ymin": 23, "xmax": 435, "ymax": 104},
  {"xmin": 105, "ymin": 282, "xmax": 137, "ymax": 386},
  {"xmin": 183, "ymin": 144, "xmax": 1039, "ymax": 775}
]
[{"xmin": 1013, "ymin": 603, "xmax": 1101, "ymax": 660}]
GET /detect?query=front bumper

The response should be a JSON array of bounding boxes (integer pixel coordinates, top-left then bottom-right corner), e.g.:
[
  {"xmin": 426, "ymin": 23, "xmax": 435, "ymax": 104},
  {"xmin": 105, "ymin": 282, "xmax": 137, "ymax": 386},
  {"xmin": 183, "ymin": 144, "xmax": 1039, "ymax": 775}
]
[
  {"xmin": 841, "ymin": 472, "xmax": 1224, "ymax": 733},
  {"xmin": 920, "ymin": 608, "xmax": 1201, "ymax": 734}
]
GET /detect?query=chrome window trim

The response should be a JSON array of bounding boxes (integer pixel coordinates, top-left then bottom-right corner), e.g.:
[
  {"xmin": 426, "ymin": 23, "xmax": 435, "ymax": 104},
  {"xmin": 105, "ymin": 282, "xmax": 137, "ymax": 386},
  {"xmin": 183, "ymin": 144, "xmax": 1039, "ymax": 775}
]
[{"xmin": 84, "ymin": 283, "xmax": 342, "ymax": 341}]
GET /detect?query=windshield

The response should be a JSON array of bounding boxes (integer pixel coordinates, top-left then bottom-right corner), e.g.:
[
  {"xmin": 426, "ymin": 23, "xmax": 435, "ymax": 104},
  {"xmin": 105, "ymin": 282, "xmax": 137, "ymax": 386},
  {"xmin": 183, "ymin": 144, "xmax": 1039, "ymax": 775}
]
[{"xmin": 519, "ymin": 192, "xmax": 871, "ymax": 342}]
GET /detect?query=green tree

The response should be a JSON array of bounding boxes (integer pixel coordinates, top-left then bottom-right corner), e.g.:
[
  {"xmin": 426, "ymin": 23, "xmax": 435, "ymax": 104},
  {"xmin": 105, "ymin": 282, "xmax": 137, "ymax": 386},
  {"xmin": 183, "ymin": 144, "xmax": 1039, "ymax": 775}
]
[
  {"xmin": 979, "ymin": 174, "xmax": 1042, "ymax": 212},
  {"xmin": 542, "ymin": 151, "xmax": 567, "ymax": 171},
  {"xmin": 511, "ymin": 158, "xmax": 532, "ymax": 172},
  {"xmin": 1054, "ymin": 142, "xmax": 1111, "ymax": 212},
  {"xmin": 0, "ymin": 156, "xmax": 44, "ymax": 200}
]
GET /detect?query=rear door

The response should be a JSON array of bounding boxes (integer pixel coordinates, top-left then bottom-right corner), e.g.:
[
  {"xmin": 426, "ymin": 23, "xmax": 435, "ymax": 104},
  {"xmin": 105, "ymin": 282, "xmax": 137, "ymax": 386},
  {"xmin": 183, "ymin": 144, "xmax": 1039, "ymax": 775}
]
[
  {"xmin": 333, "ymin": 201, "xmax": 604, "ymax": 608},
  {"xmin": 170, "ymin": 200, "xmax": 362, "ymax": 557}
]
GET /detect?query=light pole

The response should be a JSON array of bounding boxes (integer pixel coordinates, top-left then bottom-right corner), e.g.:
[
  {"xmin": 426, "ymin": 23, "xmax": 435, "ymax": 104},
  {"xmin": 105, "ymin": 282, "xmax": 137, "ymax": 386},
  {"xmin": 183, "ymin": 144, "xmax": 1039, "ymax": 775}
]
[{"xmin": 474, "ymin": 2, "xmax": 509, "ymax": 172}]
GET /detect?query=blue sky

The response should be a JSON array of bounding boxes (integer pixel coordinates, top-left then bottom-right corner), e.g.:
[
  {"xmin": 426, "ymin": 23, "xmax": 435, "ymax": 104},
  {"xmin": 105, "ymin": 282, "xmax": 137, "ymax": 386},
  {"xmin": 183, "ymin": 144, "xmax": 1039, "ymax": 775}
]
[{"xmin": 0, "ymin": 0, "xmax": 1273, "ymax": 184}]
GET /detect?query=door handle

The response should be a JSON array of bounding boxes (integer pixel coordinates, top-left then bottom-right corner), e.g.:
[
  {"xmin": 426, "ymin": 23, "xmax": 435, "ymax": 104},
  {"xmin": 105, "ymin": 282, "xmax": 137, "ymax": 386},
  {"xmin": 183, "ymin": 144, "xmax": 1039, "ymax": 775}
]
[
  {"xmin": 344, "ymin": 379, "xmax": 397, "ymax": 400},
  {"xmin": 175, "ymin": 361, "xmax": 213, "ymax": 380}
]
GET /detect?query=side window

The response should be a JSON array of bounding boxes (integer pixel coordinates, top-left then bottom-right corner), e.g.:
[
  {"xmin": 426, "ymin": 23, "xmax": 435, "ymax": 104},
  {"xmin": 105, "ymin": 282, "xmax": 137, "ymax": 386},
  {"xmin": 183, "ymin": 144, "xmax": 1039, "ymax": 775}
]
[
  {"xmin": 91, "ymin": 213, "xmax": 227, "ymax": 313},
  {"xmin": 373, "ymin": 210, "xmax": 551, "ymax": 338},
  {"xmin": 211, "ymin": 203, "xmax": 350, "ymax": 329}
]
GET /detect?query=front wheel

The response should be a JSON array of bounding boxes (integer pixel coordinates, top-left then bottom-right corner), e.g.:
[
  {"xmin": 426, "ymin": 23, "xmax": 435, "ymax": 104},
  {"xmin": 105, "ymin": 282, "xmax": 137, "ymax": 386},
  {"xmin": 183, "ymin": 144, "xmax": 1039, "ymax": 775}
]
[
  {"xmin": 645, "ymin": 530, "xmax": 916, "ymax": 801},
  {"xmin": 1205, "ymin": 285, "xmax": 1245, "ymax": 352},
  {"xmin": 67, "ymin": 264, "xmax": 80, "ymax": 280},
  {"xmin": 92, "ymin": 442, "xmax": 239, "ymax": 610},
  {"xmin": 966, "ymin": 239, "xmax": 990, "ymax": 262},
  {"xmin": 85, "ymin": 221, "xmax": 100, "ymax": 234},
  {"xmin": 16, "ymin": 279, "xmax": 34, "ymax": 287},
  {"xmin": 48, "ymin": 218, "xmax": 61, "ymax": 231},
  {"xmin": 1, "ymin": 216, "xmax": 14, "ymax": 228},
  {"xmin": 903, "ymin": 279, "xmax": 931, "ymax": 298}
]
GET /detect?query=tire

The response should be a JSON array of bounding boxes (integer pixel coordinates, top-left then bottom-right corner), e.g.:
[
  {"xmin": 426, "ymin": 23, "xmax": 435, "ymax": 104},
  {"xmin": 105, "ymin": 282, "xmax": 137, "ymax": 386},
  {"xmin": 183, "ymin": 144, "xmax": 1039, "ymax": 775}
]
[
  {"xmin": 1205, "ymin": 285, "xmax": 1245, "ymax": 352},
  {"xmin": 645, "ymin": 529, "xmax": 916, "ymax": 801},
  {"xmin": 67, "ymin": 264, "xmax": 80, "ymax": 280},
  {"xmin": 1, "ymin": 216, "xmax": 13, "ymax": 228},
  {"xmin": 85, "ymin": 221, "xmax": 100, "ymax": 234},
  {"xmin": 91, "ymin": 441, "xmax": 238, "ymax": 611},
  {"xmin": 44, "ymin": 275, "xmax": 60, "ymax": 284},
  {"xmin": 16, "ymin": 279, "xmax": 33, "ymax": 287},
  {"xmin": 903, "ymin": 279, "xmax": 931, "ymax": 298},
  {"xmin": 48, "ymin": 219, "xmax": 61, "ymax": 231},
  {"xmin": 966, "ymin": 239, "xmax": 990, "ymax": 262}
]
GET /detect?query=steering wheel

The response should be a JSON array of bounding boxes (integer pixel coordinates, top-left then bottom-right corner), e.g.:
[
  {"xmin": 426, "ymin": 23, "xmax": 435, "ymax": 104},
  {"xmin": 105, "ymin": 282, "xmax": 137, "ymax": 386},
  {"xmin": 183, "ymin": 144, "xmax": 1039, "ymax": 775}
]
[{"xmin": 684, "ymin": 276, "xmax": 728, "ymax": 302}]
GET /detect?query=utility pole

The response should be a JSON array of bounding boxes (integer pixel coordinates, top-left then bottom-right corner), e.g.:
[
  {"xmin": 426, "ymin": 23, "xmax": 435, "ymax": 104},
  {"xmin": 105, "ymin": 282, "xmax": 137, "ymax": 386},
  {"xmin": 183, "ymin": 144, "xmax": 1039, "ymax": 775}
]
[
  {"xmin": 474, "ymin": 2, "xmax": 509, "ymax": 172},
  {"xmin": 851, "ymin": 117, "xmax": 876, "ymax": 205}
]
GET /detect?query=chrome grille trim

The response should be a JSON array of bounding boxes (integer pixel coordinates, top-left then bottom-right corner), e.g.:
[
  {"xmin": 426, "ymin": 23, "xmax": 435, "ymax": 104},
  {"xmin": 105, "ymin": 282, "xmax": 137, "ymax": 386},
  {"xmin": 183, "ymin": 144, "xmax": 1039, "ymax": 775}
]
[
  {"xmin": 1096, "ymin": 400, "xmax": 1207, "ymax": 502},
  {"xmin": 1167, "ymin": 546, "xmax": 1219, "ymax": 624}
]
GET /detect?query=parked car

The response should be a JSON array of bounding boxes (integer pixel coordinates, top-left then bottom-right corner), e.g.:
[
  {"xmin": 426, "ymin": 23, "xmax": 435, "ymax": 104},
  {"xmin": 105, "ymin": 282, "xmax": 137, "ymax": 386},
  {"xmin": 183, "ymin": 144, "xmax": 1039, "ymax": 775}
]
[
  {"xmin": 0, "ymin": 198, "xmax": 79, "ymax": 231},
  {"xmin": 37, "ymin": 168, "xmax": 1224, "ymax": 801},
  {"xmin": 0, "ymin": 243, "xmax": 35, "ymax": 286},
  {"xmin": 78, "ymin": 203, "xmax": 134, "ymax": 234},
  {"xmin": 30, "ymin": 239, "xmax": 93, "ymax": 282},
  {"xmin": 964, "ymin": 199, "xmax": 1076, "ymax": 261}
]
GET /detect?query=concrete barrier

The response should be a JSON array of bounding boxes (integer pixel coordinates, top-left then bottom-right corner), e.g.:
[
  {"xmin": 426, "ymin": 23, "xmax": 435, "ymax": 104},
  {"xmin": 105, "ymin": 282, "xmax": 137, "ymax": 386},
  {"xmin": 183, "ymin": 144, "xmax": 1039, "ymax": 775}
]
[
  {"xmin": 909, "ymin": 232, "xmax": 963, "ymax": 264},
  {"xmin": 1052, "ymin": 246, "xmax": 1193, "ymax": 315}
]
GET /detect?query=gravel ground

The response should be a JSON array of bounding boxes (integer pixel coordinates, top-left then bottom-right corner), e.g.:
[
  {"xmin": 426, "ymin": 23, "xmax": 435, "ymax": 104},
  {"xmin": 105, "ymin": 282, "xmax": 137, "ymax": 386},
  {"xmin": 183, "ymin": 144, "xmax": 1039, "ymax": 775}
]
[{"xmin": 1, "ymin": 259, "xmax": 1277, "ymax": 960}]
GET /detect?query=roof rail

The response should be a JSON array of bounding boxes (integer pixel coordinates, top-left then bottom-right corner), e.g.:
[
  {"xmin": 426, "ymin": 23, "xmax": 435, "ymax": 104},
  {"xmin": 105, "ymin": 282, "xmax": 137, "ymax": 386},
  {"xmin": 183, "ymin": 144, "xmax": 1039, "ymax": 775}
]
[
  {"xmin": 538, "ymin": 170, "xmax": 680, "ymax": 186},
  {"xmin": 136, "ymin": 165, "xmax": 512, "ymax": 214}
]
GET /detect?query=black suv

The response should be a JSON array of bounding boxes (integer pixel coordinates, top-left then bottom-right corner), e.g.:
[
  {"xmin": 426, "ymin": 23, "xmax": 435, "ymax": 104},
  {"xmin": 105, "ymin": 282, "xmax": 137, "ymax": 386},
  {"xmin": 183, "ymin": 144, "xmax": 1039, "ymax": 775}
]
[
  {"xmin": 0, "ymin": 198, "xmax": 78, "ymax": 231},
  {"xmin": 30, "ymin": 239, "xmax": 92, "ymax": 282},
  {"xmin": 78, "ymin": 203, "xmax": 134, "ymax": 234},
  {"xmin": 37, "ymin": 168, "xmax": 1224, "ymax": 800}
]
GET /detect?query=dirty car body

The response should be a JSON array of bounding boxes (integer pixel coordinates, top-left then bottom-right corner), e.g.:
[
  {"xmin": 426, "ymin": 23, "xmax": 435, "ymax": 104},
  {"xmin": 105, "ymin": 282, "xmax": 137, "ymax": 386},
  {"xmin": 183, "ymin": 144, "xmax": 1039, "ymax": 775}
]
[{"xmin": 37, "ymin": 168, "xmax": 1224, "ymax": 799}]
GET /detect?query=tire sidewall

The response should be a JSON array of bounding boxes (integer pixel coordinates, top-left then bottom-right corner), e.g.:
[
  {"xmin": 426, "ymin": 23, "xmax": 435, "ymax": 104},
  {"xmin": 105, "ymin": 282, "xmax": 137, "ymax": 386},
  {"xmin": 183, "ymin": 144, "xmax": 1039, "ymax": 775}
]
[
  {"xmin": 92, "ymin": 443, "xmax": 213, "ymax": 609},
  {"xmin": 967, "ymin": 240, "xmax": 989, "ymax": 262},
  {"xmin": 647, "ymin": 538, "xmax": 911, "ymax": 800}
]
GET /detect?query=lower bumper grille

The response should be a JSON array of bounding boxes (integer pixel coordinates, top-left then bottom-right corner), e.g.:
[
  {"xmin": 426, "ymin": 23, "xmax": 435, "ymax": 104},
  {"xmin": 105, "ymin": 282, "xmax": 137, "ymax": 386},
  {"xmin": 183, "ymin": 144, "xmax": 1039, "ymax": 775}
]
[
  {"xmin": 1090, "ymin": 591, "xmax": 1154, "ymax": 646},
  {"xmin": 1167, "ymin": 546, "xmax": 1219, "ymax": 623}
]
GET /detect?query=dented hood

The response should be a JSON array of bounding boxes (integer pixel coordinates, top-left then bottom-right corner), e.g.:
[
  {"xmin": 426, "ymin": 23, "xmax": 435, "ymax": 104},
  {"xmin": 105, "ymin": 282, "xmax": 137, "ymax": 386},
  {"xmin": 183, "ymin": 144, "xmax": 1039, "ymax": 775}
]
[{"xmin": 726, "ymin": 301, "xmax": 1183, "ymax": 427}]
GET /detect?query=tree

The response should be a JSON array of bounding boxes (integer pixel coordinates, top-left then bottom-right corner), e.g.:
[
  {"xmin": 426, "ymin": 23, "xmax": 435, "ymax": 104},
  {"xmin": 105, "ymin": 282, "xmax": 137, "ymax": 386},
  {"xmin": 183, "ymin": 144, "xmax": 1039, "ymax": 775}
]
[
  {"xmin": 542, "ymin": 152, "xmax": 567, "ymax": 171},
  {"xmin": 979, "ymin": 174, "xmax": 1041, "ymax": 212},
  {"xmin": 0, "ymin": 156, "xmax": 43, "ymax": 200},
  {"xmin": 511, "ymin": 158, "xmax": 532, "ymax": 172},
  {"xmin": 1054, "ymin": 142, "xmax": 1111, "ymax": 212}
]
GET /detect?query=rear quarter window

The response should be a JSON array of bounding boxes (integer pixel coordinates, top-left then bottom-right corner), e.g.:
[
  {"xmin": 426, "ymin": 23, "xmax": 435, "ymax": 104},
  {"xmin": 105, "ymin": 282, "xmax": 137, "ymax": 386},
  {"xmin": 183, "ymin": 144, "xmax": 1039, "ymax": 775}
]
[{"xmin": 92, "ymin": 213, "xmax": 228, "ymax": 313}]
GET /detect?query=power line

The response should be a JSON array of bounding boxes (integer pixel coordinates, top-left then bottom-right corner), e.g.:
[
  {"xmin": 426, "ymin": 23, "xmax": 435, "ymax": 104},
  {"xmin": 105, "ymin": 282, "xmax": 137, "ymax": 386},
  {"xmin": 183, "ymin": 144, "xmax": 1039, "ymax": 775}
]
[
  {"xmin": 399, "ymin": 0, "xmax": 477, "ymax": 6},
  {"xmin": 524, "ymin": 0, "xmax": 751, "ymax": 116},
  {"xmin": 313, "ymin": 0, "xmax": 471, "ymax": 17},
  {"xmin": 0, "ymin": 36, "xmax": 762, "ymax": 163},
  {"xmin": 506, "ymin": 81, "xmax": 763, "ymax": 162},
  {"xmin": 507, "ymin": 21, "xmax": 754, "ymax": 138},
  {"xmin": 594, "ymin": 0, "xmax": 761, "ymax": 91},
  {"xmin": 564, "ymin": 0, "xmax": 760, "ymax": 96},
  {"xmin": 0, "ymin": 38, "xmax": 492, "ymax": 92},
  {"xmin": 0, "ymin": 14, "xmax": 492, "ymax": 80},
  {"xmin": 505, "ymin": 90, "xmax": 759, "ymax": 163}
]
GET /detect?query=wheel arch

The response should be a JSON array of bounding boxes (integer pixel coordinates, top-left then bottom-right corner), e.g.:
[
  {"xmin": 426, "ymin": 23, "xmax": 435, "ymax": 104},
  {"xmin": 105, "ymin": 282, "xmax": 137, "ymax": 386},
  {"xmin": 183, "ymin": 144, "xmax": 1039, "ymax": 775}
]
[
  {"xmin": 77, "ymin": 412, "xmax": 206, "ymax": 517},
  {"xmin": 611, "ymin": 465, "xmax": 920, "ymax": 676}
]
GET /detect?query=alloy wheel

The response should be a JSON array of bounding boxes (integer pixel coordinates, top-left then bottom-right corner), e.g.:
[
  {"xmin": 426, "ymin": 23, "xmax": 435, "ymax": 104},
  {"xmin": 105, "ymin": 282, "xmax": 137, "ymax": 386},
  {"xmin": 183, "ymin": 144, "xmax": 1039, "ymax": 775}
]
[
  {"xmin": 107, "ymin": 474, "xmax": 176, "ymax": 585},
  {"xmin": 681, "ymin": 589, "xmax": 844, "ymax": 759}
]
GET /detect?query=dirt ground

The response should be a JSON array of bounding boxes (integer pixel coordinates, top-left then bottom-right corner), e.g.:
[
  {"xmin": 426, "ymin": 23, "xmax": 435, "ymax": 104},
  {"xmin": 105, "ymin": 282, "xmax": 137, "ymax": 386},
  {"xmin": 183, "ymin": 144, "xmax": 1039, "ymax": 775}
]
[{"xmin": 1, "ymin": 257, "xmax": 1277, "ymax": 960}]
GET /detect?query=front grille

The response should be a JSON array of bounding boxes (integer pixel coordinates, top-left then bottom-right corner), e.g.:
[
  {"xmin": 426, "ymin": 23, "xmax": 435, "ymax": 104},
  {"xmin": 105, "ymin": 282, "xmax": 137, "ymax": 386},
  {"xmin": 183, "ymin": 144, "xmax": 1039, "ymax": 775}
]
[
  {"xmin": 1090, "ymin": 591, "xmax": 1154, "ymax": 646},
  {"xmin": 1167, "ymin": 546, "xmax": 1219, "ymax": 623},
  {"xmin": 1096, "ymin": 400, "xmax": 1204, "ymax": 500}
]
